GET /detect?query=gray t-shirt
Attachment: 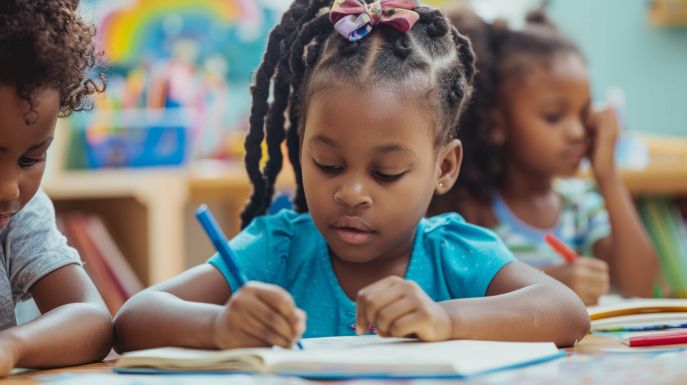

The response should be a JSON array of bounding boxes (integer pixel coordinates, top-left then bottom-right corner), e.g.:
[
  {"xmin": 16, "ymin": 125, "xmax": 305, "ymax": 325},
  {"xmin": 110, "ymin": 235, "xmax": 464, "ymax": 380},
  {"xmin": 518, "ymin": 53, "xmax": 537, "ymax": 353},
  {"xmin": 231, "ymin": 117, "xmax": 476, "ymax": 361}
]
[{"xmin": 0, "ymin": 189, "xmax": 81, "ymax": 331}]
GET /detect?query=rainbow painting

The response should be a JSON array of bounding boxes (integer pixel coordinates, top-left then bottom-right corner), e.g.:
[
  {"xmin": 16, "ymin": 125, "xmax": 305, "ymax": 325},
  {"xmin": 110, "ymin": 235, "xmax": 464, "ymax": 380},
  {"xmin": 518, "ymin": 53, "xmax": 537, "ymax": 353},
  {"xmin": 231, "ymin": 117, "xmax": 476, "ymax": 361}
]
[{"xmin": 97, "ymin": 0, "xmax": 263, "ymax": 65}]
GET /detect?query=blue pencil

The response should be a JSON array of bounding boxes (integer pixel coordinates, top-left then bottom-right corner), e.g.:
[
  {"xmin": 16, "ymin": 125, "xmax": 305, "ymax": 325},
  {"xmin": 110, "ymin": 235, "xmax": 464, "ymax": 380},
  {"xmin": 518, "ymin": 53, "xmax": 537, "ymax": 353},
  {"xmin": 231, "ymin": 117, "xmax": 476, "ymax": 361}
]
[{"xmin": 195, "ymin": 204, "xmax": 303, "ymax": 350}]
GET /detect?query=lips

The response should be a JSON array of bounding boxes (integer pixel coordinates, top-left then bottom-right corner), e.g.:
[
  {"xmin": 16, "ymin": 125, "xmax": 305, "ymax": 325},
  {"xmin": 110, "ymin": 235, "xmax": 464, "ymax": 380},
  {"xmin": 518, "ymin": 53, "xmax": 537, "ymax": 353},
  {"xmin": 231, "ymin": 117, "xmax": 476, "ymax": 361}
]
[
  {"xmin": 0, "ymin": 213, "xmax": 12, "ymax": 228},
  {"xmin": 331, "ymin": 216, "xmax": 376, "ymax": 245}
]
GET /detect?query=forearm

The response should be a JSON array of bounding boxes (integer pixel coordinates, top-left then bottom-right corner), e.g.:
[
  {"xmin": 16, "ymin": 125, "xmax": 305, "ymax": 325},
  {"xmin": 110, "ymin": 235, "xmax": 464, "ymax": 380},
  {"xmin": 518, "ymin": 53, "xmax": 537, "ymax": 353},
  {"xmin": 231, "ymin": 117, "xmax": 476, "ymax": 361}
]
[
  {"xmin": 440, "ymin": 283, "xmax": 590, "ymax": 347},
  {"xmin": 597, "ymin": 173, "xmax": 657, "ymax": 297},
  {"xmin": 113, "ymin": 290, "xmax": 222, "ymax": 353},
  {"xmin": 1, "ymin": 302, "xmax": 112, "ymax": 369}
]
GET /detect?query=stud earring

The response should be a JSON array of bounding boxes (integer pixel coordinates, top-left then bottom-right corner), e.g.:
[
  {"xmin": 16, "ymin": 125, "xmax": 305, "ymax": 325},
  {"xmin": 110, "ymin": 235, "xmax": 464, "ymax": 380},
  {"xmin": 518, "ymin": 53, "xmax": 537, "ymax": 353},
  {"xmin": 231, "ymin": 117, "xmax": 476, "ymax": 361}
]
[{"xmin": 439, "ymin": 182, "xmax": 444, "ymax": 188}]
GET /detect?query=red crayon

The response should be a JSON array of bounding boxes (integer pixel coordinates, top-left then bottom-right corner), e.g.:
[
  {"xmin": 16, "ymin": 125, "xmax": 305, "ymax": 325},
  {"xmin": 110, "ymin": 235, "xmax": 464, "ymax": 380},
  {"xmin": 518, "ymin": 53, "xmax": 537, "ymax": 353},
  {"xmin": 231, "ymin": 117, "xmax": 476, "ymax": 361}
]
[{"xmin": 544, "ymin": 233, "xmax": 579, "ymax": 262}]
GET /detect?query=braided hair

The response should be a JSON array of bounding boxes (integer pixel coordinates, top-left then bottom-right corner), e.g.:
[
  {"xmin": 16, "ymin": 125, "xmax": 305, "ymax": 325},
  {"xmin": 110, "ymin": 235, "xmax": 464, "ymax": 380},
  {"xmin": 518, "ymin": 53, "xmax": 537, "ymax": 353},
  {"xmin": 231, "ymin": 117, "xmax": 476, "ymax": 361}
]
[
  {"xmin": 240, "ymin": 0, "xmax": 477, "ymax": 229},
  {"xmin": 431, "ymin": 6, "xmax": 581, "ymax": 210}
]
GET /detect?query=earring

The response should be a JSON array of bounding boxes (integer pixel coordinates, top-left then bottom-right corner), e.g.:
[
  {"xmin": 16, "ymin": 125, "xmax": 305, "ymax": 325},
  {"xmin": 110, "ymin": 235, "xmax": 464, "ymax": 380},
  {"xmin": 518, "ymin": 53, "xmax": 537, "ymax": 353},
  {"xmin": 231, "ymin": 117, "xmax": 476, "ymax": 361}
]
[{"xmin": 439, "ymin": 182, "xmax": 444, "ymax": 188}]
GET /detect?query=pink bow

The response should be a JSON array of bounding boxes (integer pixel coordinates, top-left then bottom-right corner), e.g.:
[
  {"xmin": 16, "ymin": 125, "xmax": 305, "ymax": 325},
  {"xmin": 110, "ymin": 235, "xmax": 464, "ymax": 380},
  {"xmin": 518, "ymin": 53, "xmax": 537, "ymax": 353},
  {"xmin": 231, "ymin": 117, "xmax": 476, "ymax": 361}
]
[{"xmin": 330, "ymin": 0, "xmax": 421, "ymax": 42}]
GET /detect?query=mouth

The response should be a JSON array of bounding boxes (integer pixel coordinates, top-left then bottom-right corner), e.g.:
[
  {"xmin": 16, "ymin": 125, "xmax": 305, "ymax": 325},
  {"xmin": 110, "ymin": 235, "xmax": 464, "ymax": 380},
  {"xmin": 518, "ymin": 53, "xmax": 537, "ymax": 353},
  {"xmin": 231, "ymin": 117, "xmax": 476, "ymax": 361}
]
[
  {"xmin": 0, "ymin": 212, "xmax": 15, "ymax": 228},
  {"xmin": 330, "ymin": 216, "xmax": 377, "ymax": 246}
]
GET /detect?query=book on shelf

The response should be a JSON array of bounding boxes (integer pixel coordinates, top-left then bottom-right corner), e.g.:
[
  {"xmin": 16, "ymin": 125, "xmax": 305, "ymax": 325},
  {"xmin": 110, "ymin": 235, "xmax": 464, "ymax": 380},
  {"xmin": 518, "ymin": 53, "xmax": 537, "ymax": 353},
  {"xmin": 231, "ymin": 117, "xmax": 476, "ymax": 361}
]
[{"xmin": 57, "ymin": 213, "xmax": 144, "ymax": 315}]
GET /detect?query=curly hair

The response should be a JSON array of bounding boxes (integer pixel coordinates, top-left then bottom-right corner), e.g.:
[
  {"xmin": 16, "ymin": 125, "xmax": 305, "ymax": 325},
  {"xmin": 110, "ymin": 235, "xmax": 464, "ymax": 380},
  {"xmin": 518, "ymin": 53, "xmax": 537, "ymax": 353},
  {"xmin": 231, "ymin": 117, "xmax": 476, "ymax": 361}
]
[
  {"xmin": 431, "ymin": 6, "xmax": 581, "ymax": 209},
  {"xmin": 239, "ymin": 0, "xmax": 477, "ymax": 229},
  {"xmin": 0, "ymin": 0, "xmax": 106, "ymax": 124}
]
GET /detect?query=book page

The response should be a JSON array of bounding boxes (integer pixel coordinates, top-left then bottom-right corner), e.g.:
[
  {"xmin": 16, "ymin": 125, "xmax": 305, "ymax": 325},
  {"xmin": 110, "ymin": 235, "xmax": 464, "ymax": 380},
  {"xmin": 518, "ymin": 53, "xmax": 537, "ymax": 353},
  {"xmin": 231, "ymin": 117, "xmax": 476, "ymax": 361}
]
[{"xmin": 298, "ymin": 335, "xmax": 416, "ymax": 350}]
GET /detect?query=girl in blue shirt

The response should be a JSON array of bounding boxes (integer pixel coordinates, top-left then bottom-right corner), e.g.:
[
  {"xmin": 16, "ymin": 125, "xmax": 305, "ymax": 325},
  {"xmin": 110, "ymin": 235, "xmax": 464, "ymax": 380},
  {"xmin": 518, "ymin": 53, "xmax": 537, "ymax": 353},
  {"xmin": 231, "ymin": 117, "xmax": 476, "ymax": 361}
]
[{"xmin": 114, "ymin": 0, "xmax": 590, "ymax": 352}]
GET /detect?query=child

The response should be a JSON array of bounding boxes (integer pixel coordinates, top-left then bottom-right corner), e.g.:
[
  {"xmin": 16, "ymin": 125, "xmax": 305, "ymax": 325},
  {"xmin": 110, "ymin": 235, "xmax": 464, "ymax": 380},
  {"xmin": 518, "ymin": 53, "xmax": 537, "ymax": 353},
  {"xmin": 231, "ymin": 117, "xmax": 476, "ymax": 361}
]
[
  {"xmin": 429, "ymin": 7, "xmax": 658, "ymax": 305},
  {"xmin": 114, "ymin": 0, "xmax": 590, "ymax": 351},
  {"xmin": 0, "ymin": 0, "xmax": 111, "ymax": 377}
]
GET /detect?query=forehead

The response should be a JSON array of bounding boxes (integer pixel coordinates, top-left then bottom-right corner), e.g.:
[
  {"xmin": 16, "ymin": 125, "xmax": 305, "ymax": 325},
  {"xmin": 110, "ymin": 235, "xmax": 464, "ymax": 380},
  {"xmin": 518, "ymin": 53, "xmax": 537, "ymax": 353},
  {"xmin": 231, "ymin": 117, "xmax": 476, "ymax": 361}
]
[
  {"xmin": 303, "ymin": 84, "xmax": 435, "ymax": 154},
  {"xmin": 0, "ymin": 84, "xmax": 59, "ymax": 148},
  {"xmin": 501, "ymin": 53, "xmax": 589, "ymax": 105}
]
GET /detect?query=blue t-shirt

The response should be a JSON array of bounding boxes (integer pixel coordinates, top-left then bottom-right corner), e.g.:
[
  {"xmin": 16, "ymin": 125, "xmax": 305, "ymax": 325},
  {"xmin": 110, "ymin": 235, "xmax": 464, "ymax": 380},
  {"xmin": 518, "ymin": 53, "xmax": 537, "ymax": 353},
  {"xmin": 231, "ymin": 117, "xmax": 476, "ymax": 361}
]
[{"xmin": 208, "ymin": 210, "xmax": 515, "ymax": 338}]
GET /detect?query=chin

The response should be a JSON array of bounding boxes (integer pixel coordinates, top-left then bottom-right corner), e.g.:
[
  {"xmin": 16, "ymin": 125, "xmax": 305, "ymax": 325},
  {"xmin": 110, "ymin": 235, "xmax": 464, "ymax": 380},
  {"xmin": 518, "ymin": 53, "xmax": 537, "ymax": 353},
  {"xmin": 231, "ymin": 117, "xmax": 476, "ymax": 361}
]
[{"xmin": 326, "ymin": 241, "xmax": 379, "ymax": 264}]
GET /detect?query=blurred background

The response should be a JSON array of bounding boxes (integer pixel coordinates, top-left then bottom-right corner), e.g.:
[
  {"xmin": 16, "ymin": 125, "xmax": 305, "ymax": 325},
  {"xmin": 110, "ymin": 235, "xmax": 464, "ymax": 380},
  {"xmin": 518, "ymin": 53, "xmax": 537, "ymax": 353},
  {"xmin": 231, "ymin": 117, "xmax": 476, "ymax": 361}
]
[{"xmin": 40, "ymin": 0, "xmax": 687, "ymax": 315}]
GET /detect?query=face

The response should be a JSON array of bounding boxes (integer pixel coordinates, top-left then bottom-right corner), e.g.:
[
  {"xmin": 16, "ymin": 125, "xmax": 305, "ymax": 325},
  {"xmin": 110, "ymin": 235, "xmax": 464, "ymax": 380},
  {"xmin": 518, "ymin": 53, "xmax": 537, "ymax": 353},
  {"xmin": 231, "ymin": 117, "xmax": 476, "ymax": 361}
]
[
  {"xmin": 496, "ymin": 53, "xmax": 591, "ymax": 177},
  {"xmin": 300, "ymin": 84, "xmax": 459, "ymax": 264},
  {"xmin": 0, "ymin": 84, "xmax": 59, "ymax": 229}
]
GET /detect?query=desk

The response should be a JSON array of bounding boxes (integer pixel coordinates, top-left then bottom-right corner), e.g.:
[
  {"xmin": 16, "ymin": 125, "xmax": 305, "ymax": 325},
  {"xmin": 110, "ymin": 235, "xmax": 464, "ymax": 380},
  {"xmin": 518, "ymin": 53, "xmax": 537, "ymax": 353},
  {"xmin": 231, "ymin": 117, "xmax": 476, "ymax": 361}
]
[{"xmin": 4, "ymin": 335, "xmax": 687, "ymax": 384}]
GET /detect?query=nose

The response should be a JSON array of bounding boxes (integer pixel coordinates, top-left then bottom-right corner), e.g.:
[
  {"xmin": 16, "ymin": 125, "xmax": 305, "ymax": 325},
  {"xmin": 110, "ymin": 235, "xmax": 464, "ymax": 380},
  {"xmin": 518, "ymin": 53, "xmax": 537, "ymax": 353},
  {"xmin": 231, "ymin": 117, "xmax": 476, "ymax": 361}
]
[
  {"xmin": 334, "ymin": 181, "xmax": 372, "ymax": 208},
  {"xmin": 565, "ymin": 118, "xmax": 586, "ymax": 142},
  {"xmin": 0, "ymin": 168, "xmax": 20, "ymax": 203}
]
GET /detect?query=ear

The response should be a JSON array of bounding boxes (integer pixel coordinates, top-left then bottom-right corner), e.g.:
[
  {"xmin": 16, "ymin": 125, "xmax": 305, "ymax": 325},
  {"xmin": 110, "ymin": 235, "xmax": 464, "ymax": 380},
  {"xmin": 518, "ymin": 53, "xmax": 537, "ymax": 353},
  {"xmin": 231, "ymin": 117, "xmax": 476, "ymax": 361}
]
[
  {"xmin": 435, "ymin": 139, "xmax": 463, "ymax": 195},
  {"xmin": 489, "ymin": 108, "xmax": 507, "ymax": 146}
]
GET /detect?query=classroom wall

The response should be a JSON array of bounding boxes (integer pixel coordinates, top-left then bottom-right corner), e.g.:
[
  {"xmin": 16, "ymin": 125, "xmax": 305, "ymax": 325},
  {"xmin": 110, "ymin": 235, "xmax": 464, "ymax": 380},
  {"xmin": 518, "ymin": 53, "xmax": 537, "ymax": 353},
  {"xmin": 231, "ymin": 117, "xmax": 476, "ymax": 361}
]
[{"xmin": 548, "ymin": 0, "xmax": 687, "ymax": 136}]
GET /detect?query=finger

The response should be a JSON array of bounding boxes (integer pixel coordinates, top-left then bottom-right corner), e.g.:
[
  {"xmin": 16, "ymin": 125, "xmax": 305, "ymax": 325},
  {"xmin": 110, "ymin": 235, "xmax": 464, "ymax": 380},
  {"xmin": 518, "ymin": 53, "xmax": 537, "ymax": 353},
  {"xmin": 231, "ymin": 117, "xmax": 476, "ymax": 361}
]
[
  {"xmin": 235, "ymin": 322, "xmax": 274, "ymax": 348},
  {"xmin": 243, "ymin": 307, "xmax": 294, "ymax": 348},
  {"xmin": 290, "ymin": 308, "xmax": 307, "ymax": 340},
  {"xmin": 386, "ymin": 311, "xmax": 428, "ymax": 339},
  {"xmin": 245, "ymin": 298, "xmax": 296, "ymax": 344},
  {"xmin": 374, "ymin": 296, "xmax": 417, "ymax": 335},
  {"xmin": 364, "ymin": 287, "xmax": 406, "ymax": 331},
  {"xmin": 253, "ymin": 284, "xmax": 297, "ymax": 320},
  {"xmin": 581, "ymin": 258, "xmax": 609, "ymax": 272},
  {"xmin": 355, "ymin": 277, "xmax": 398, "ymax": 333}
]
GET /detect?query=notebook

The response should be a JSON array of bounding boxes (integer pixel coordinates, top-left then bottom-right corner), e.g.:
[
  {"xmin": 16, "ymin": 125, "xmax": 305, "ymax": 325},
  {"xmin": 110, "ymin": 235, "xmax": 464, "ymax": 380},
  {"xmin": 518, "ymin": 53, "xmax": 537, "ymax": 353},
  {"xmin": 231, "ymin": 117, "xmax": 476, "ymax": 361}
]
[
  {"xmin": 114, "ymin": 336, "xmax": 564, "ymax": 379},
  {"xmin": 591, "ymin": 312, "xmax": 687, "ymax": 331},
  {"xmin": 587, "ymin": 299, "xmax": 687, "ymax": 320}
]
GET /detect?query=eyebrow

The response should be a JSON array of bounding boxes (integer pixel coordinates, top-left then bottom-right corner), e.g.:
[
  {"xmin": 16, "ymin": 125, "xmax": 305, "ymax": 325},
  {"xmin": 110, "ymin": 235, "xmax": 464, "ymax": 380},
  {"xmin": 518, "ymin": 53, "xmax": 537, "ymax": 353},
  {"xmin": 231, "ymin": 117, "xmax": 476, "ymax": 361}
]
[
  {"xmin": 309, "ymin": 135, "xmax": 413, "ymax": 155},
  {"xmin": 308, "ymin": 135, "xmax": 339, "ymax": 148},
  {"xmin": 0, "ymin": 136, "xmax": 54, "ymax": 152}
]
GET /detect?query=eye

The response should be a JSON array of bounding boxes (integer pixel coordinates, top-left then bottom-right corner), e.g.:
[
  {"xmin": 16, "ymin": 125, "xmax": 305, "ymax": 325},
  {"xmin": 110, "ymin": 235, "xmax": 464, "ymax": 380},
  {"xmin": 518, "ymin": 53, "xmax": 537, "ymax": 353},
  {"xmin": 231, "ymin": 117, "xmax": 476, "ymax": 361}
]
[
  {"xmin": 543, "ymin": 113, "xmax": 562, "ymax": 124},
  {"xmin": 18, "ymin": 157, "xmax": 45, "ymax": 168},
  {"xmin": 372, "ymin": 170, "xmax": 406, "ymax": 181},
  {"xmin": 313, "ymin": 159, "xmax": 342, "ymax": 173}
]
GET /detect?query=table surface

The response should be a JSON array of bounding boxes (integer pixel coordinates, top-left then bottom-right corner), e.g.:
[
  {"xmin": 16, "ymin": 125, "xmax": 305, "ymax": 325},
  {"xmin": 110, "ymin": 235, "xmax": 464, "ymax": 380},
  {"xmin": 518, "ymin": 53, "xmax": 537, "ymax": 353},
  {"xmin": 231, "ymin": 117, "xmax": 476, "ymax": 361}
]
[{"xmin": 5, "ymin": 334, "xmax": 687, "ymax": 385}]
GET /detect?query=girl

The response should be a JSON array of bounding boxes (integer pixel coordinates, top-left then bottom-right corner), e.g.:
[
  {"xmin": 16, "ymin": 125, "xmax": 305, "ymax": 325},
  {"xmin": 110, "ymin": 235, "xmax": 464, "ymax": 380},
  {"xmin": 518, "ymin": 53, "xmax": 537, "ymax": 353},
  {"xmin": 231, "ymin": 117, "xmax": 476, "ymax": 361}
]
[
  {"xmin": 0, "ymin": 0, "xmax": 111, "ymax": 377},
  {"xmin": 429, "ymin": 7, "xmax": 658, "ymax": 305},
  {"xmin": 114, "ymin": 0, "xmax": 590, "ymax": 351}
]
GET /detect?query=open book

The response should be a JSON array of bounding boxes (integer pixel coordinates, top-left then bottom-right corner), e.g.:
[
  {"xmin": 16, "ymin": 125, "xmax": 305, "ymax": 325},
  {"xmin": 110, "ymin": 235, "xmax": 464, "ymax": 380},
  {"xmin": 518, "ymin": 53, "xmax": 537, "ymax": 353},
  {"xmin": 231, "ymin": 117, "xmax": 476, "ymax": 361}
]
[{"xmin": 114, "ymin": 336, "xmax": 564, "ymax": 379}]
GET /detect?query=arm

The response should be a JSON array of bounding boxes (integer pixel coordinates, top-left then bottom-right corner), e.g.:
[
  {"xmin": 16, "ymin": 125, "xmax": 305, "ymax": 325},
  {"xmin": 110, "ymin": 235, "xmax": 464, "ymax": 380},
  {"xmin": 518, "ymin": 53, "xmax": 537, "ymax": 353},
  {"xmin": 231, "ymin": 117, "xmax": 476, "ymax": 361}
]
[
  {"xmin": 587, "ymin": 108, "xmax": 658, "ymax": 297},
  {"xmin": 0, "ymin": 265, "xmax": 112, "ymax": 376},
  {"xmin": 356, "ymin": 262, "xmax": 589, "ymax": 347},
  {"xmin": 113, "ymin": 264, "xmax": 305, "ymax": 353}
]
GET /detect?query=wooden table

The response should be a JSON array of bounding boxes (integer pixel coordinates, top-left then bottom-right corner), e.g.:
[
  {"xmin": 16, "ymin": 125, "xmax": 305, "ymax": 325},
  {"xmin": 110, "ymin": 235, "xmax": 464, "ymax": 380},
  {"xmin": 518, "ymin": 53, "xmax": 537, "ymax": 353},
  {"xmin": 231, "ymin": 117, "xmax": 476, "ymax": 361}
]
[{"xmin": 4, "ymin": 334, "xmax": 687, "ymax": 384}]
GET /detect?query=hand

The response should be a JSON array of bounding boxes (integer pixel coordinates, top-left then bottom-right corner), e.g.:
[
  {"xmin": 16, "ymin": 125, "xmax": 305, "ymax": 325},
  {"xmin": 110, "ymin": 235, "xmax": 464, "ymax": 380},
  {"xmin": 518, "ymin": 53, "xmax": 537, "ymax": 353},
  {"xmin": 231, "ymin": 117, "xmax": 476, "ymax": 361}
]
[
  {"xmin": 586, "ymin": 107, "xmax": 619, "ymax": 182},
  {"xmin": 356, "ymin": 276, "xmax": 452, "ymax": 341},
  {"xmin": 0, "ymin": 335, "xmax": 18, "ymax": 378},
  {"xmin": 543, "ymin": 258, "xmax": 610, "ymax": 305},
  {"xmin": 213, "ymin": 281, "xmax": 306, "ymax": 349}
]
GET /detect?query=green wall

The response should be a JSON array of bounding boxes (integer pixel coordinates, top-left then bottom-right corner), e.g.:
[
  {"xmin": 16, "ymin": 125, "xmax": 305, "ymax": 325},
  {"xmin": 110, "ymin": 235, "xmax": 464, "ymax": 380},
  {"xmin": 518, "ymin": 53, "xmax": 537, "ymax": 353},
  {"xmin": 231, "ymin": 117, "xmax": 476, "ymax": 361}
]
[{"xmin": 549, "ymin": 0, "xmax": 687, "ymax": 136}]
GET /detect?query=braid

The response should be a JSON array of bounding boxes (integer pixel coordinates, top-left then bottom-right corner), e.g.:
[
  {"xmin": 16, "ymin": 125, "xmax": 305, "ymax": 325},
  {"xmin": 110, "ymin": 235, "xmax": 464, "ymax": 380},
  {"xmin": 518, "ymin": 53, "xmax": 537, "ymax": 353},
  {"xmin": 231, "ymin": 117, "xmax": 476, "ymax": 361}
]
[
  {"xmin": 241, "ymin": 0, "xmax": 310, "ymax": 228},
  {"xmin": 243, "ymin": 0, "xmax": 477, "ymax": 227}
]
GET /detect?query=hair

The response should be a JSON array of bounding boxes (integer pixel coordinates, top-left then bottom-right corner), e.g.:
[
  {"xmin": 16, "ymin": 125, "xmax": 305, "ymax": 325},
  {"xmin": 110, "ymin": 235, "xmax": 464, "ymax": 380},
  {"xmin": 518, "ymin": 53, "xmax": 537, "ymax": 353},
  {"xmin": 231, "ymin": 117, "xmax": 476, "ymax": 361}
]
[
  {"xmin": 240, "ymin": 0, "xmax": 477, "ymax": 229},
  {"xmin": 0, "ymin": 0, "xmax": 106, "ymax": 124},
  {"xmin": 430, "ymin": 5, "xmax": 582, "ymax": 208}
]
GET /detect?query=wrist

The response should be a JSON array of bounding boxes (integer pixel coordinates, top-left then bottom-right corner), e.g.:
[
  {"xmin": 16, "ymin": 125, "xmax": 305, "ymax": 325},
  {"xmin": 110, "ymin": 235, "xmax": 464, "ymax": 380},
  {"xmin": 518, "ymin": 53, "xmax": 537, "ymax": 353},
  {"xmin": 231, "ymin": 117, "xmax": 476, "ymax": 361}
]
[
  {"xmin": 0, "ymin": 332, "xmax": 22, "ymax": 367},
  {"xmin": 595, "ymin": 170, "xmax": 623, "ymax": 192},
  {"xmin": 205, "ymin": 309, "xmax": 224, "ymax": 350},
  {"xmin": 441, "ymin": 303, "xmax": 471, "ymax": 340}
]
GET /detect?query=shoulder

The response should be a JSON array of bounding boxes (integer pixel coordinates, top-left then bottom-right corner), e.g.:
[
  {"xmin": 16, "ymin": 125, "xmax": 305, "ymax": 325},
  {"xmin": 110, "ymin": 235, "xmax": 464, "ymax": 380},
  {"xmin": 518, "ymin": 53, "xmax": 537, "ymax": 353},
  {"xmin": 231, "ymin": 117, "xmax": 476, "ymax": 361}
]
[
  {"xmin": 2, "ymin": 189, "xmax": 56, "ymax": 238},
  {"xmin": 422, "ymin": 212, "xmax": 505, "ymax": 246},
  {"xmin": 230, "ymin": 210, "xmax": 317, "ymax": 252}
]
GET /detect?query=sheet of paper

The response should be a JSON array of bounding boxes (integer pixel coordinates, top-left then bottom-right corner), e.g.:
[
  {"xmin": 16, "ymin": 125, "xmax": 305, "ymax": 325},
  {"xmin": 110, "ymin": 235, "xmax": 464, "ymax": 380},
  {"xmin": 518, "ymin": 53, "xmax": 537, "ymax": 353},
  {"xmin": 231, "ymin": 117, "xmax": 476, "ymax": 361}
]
[
  {"xmin": 35, "ymin": 373, "xmax": 313, "ymax": 385},
  {"xmin": 298, "ymin": 335, "xmax": 416, "ymax": 350}
]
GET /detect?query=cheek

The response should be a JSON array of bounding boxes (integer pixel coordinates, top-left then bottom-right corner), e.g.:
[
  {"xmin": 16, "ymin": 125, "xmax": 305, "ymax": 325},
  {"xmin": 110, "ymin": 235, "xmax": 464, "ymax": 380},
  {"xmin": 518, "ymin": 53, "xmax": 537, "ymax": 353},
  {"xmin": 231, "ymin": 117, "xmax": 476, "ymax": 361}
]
[{"xmin": 19, "ymin": 165, "xmax": 45, "ymax": 207}]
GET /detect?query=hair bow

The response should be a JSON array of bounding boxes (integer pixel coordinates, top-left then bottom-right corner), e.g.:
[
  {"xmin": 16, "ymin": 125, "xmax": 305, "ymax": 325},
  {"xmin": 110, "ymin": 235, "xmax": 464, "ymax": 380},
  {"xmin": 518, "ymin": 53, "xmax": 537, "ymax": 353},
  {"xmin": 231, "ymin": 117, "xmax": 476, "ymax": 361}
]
[{"xmin": 330, "ymin": 0, "xmax": 421, "ymax": 42}]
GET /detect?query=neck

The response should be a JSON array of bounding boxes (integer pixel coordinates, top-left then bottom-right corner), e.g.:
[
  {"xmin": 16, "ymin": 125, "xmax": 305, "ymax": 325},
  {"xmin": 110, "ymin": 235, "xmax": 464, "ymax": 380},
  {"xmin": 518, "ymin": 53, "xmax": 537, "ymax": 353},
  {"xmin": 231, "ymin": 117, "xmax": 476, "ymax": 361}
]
[{"xmin": 499, "ymin": 160, "xmax": 555, "ymax": 200}]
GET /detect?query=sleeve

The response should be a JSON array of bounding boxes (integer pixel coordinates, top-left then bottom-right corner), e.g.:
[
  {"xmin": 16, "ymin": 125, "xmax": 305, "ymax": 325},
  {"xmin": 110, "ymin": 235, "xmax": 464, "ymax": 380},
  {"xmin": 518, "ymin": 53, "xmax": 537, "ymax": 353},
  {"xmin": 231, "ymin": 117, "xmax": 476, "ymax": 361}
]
[
  {"xmin": 437, "ymin": 215, "xmax": 517, "ymax": 299},
  {"xmin": 582, "ymin": 190, "xmax": 611, "ymax": 257},
  {"xmin": 8, "ymin": 189, "xmax": 82, "ymax": 302},
  {"xmin": 207, "ymin": 210, "xmax": 296, "ymax": 294}
]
